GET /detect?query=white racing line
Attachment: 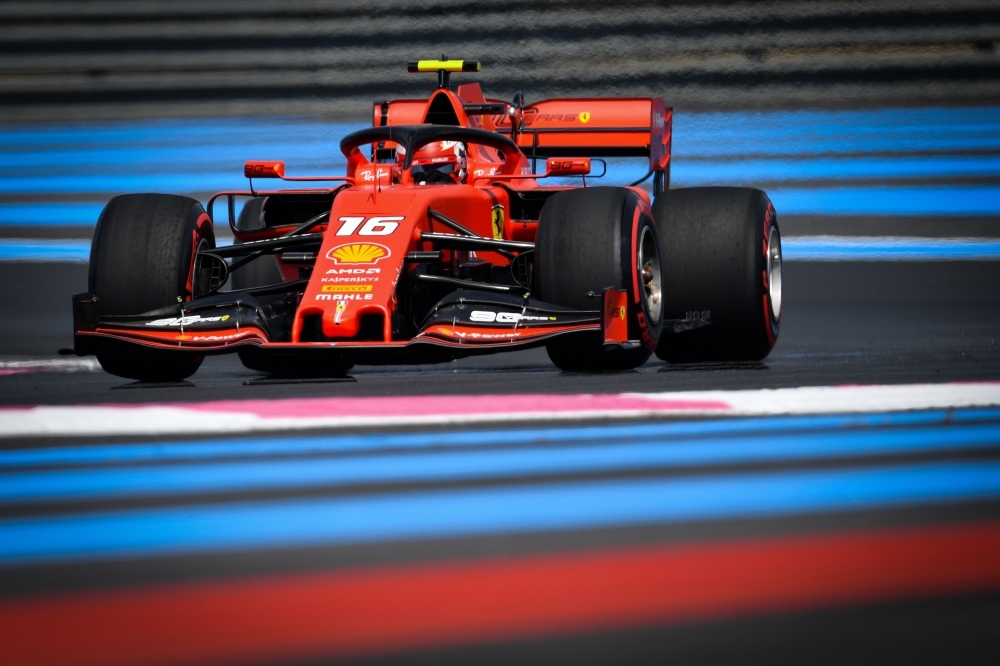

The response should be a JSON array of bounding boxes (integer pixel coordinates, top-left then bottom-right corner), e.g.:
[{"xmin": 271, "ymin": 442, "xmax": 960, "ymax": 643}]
[
  {"xmin": 0, "ymin": 358, "xmax": 101, "ymax": 376},
  {"xmin": 0, "ymin": 381, "xmax": 998, "ymax": 439}
]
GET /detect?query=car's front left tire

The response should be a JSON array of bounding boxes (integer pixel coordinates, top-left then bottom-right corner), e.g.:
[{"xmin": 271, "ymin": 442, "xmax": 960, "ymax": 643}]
[{"xmin": 88, "ymin": 193, "xmax": 213, "ymax": 381}]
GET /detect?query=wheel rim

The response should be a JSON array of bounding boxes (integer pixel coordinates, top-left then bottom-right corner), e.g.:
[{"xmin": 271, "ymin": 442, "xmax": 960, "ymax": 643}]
[
  {"xmin": 767, "ymin": 226, "xmax": 782, "ymax": 320},
  {"xmin": 637, "ymin": 226, "xmax": 662, "ymax": 323}
]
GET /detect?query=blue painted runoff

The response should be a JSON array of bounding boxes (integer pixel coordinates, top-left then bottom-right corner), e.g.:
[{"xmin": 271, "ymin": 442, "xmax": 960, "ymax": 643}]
[
  {"xmin": 4, "ymin": 235, "xmax": 999, "ymax": 262},
  {"xmin": 1, "ymin": 460, "xmax": 999, "ymax": 566},
  {"xmin": 766, "ymin": 186, "xmax": 1000, "ymax": 216},
  {"xmin": 781, "ymin": 237, "xmax": 1000, "ymax": 260},
  {"xmin": 2, "ymin": 420, "xmax": 999, "ymax": 505},
  {"xmin": 4, "ymin": 408, "xmax": 998, "ymax": 470},
  {"xmin": 0, "ymin": 200, "xmax": 249, "ymax": 227},
  {"xmin": 0, "ymin": 202, "xmax": 104, "ymax": 226},
  {"xmin": 1, "ymin": 106, "xmax": 998, "ymax": 218},
  {"xmin": 0, "ymin": 240, "xmax": 91, "ymax": 262}
]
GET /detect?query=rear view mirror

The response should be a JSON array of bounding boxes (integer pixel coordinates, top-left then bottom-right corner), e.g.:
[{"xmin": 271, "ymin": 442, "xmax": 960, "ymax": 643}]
[
  {"xmin": 244, "ymin": 161, "xmax": 285, "ymax": 178},
  {"xmin": 545, "ymin": 157, "xmax": 591, "ymax": 176}
]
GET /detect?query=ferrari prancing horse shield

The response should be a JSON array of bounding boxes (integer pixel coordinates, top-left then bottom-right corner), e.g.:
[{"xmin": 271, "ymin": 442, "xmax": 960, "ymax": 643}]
[{"xmin": 491, "ymin": 205, "xmax": 505, "ymax": 240}]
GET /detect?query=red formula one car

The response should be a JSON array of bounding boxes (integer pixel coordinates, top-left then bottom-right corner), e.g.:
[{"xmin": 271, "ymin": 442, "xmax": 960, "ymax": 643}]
[{"xmin": 71, "ymin": 60, "xmax": 783, "ymax": 381}]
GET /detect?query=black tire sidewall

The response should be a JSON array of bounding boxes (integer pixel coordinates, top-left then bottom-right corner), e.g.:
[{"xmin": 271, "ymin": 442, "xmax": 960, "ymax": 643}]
[
  {"xmin": 653, "ymin": 187, "xmax": 779, "ymax": 362},
  {"xmin": 536, "ymin": 187, "xmax": 662, "ymax": 370},
  {"xmin": 96, "ymin": 341, "xmax": 203, "ymax": 382},
  {"xmin": 89, "ymin": 194, "xmax": 212, "ymax": 381},
  {"xmin": 89, "ymin": 194, "xmax": 214, "ymax": 315}
]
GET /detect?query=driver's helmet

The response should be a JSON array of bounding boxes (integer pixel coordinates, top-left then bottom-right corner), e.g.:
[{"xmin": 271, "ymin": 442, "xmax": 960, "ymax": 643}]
[{"xmin": 397, "ymin": 141, "xmax": 467, "ymax": 184}]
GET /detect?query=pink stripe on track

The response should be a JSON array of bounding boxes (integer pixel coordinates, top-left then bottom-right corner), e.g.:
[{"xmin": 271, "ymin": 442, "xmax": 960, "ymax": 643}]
[
  {"xmin": 181, "ymin": 394, "xmax": 732, "ymax": 419},
  {"xmin": 0, "ymin": 394, "xmax": 731, "ymax": 418}
]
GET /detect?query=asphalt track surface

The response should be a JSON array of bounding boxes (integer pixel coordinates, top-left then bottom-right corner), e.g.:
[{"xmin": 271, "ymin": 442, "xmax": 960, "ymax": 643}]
[
  {"xmin": 1, "ymin": 259, "xmax": 1000, "ymax": 664},
  {"xmin": 2, "ymin": 260, "xmax": 999, "ymax": 404}
]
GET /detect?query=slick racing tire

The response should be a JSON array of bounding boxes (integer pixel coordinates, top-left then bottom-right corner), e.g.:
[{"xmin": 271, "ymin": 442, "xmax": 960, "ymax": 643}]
[
  {"xmin": 536, "ymin": 187, "xmax": 663, "ymax": 371},
  {"xmin": 653, "ymin": 187, "xmax": 782, "ymax": 363},
  {"xmin": 89, "ymin": 194, "xmax": 214, "ymax": 381}
]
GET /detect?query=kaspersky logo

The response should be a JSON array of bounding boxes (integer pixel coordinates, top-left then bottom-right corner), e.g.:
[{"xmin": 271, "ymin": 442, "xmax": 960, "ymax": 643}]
[{"xmin": 326, "ymin": 243, "xmax": 391, "ymax": 265}]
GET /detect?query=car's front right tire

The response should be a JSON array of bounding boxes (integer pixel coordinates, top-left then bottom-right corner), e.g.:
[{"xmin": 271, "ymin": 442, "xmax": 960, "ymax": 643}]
[{"xmin": 535, "ymin": 186, "xmax": 663, "ymax": 371}]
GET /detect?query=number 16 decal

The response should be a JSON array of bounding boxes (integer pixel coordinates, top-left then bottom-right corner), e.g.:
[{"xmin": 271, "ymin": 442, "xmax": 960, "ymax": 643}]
[{"xmin": 336, "ymin": 216, "xmax": 404, "ymax": 236}]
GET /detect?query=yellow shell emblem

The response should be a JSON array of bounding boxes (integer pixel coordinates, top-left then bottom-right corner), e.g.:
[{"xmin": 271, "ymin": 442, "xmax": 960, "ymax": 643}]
[{"xmin": 326, "ymin": 243, "xmax": 390, "ymax": 265}]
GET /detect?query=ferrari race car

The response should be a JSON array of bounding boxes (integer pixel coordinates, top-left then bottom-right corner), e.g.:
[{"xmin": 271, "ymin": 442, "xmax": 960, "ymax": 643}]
[{"xmin": 70, "ymin": 60, "xmax": 783, "ymax": 381}]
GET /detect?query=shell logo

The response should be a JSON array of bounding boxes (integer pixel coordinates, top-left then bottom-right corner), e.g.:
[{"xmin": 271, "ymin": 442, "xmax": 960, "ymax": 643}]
[{"xmin": 326, "ymin": 243, "xmax": 391, "ymax": 265}]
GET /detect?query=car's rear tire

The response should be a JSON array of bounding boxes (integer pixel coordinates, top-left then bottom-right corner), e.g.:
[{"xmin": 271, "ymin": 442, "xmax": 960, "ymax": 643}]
[
  {"xmin": 536, "ymin": 187, "xmax": 663, "ymax": 371},
  {"xmin": 88, "ymin": 194, "xmax": 214, "ymax": 381},
  {"xmin": 653, "ymin": 187, "xmax": 781, "ymax": 363}
]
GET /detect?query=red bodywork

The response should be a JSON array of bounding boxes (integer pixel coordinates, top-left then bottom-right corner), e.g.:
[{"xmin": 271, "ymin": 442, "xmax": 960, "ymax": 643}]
[{"xmin": 75, "ymin": 80, "xmax": 672, "ymax": 363}]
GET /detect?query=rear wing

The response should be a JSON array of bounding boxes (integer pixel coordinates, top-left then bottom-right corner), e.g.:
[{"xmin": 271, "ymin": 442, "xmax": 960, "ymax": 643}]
[
  {"xmin": 372, "ymin": 92, "xmax": 671, "ymax": 192},
  {"xmin": 494, "ymin": 97, "xmax": 671, "ymax": 191}
]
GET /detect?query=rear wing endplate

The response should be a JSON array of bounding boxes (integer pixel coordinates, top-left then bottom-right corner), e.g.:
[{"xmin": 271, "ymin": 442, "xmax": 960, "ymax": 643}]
[{"xmin": 494, "ymin": 97, "xmax": 671, "ymax": 191}]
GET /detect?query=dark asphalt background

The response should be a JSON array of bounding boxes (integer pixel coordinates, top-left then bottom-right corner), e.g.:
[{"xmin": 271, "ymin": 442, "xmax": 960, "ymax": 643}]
[
  {"xmin": 2, "ymin": 259, "xmax": 999, "ymax": 405},
  {"xmin": 1, "ymin": 254, "xmax": 999, "ymax": 664}
]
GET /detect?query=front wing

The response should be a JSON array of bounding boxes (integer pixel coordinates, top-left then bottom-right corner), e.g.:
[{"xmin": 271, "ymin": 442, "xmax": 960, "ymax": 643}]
[{"xmin": 71, "ymin": 291, "xmax": 627, "ymax": 358}]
